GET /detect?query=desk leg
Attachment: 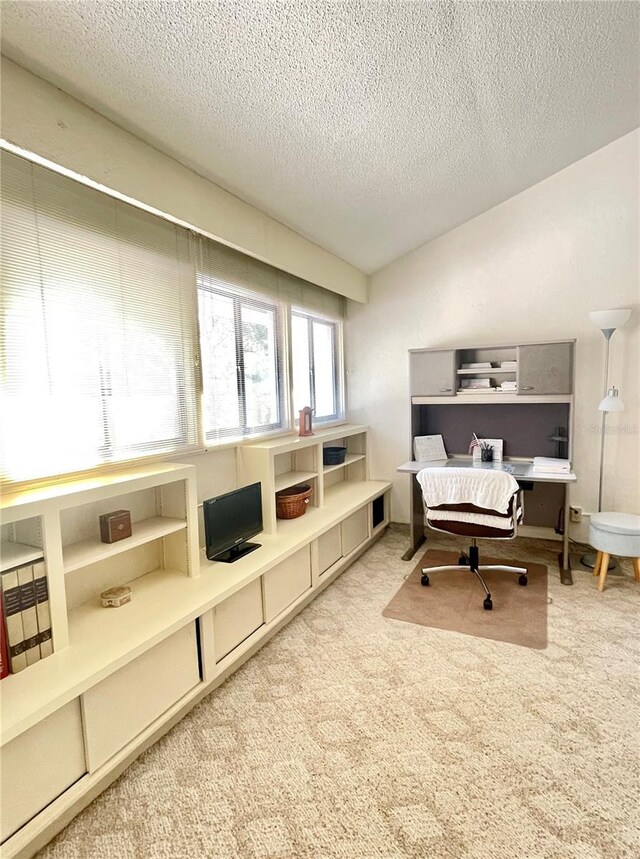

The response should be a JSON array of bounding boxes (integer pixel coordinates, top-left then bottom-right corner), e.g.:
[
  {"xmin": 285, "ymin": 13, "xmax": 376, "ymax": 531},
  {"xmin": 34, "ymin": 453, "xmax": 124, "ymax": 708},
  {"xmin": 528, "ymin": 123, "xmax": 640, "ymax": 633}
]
[
  {"xmin": 558, "ymin": 485, "xmax": 573, "ymax": 585},
  {"xmin": 402, "ymin": 474, "xmax": 426, "ymax": 561},
  {"xmin": 402, "ymin": 535, "xmax": 426, "ymax": 562}
]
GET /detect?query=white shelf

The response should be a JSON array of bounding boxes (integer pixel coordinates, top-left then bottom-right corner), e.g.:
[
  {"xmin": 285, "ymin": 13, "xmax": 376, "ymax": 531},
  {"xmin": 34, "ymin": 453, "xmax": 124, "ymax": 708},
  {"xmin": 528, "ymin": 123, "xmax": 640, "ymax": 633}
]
[
  {"xmin": 412, "ymin": 394, "xmax": 573, "ymax": 405},
  {"xmin": 323, "ymin": 453, "xmax": 366, "ymax": 475},
  {"xmin": 457, "ymin": 368, "xmax": 516, "ymax": 375},
  {"xmin": 62, "ymin": 517, "xmax": 187, "ymax": 573},
  {"xmin": 0, "ymin": 462, "xmax": 193, "ymax": 517},
  {"xmin": 321, "ymin": 479, "xmax": 383, "ymax": 509},
  {"xmin": 274, "ymin": 470, "xmax": 318, "ymax": 492},
  {"xmin": 0, "ymin": 541, "xmax": 44, "ymax": 573},
  {"xmin": 244, "ymin": 423, "xmax": 367, "ymax": 453}
]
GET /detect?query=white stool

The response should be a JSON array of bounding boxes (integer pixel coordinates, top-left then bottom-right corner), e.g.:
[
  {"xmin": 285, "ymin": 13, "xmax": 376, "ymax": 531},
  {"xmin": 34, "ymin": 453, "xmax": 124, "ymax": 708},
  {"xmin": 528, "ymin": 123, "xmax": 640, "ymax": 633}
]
[{"xmin": 589, "ymin": 512, "xmax": 640, "ymax": 591}]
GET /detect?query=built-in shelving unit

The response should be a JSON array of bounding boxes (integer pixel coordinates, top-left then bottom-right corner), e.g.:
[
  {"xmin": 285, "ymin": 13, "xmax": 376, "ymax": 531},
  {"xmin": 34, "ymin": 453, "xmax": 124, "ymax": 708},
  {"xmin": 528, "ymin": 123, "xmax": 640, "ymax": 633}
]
[
  {"xmin": 239, "ymin": 424, "xmax": 371, "ymax": 534},
  {"xmin": 1, "ymin": 462, "xmax": 198, "ymax": 678},
  {"xmin": 1, "ymin": 427, "xmax": 391, "ymax": 858}
]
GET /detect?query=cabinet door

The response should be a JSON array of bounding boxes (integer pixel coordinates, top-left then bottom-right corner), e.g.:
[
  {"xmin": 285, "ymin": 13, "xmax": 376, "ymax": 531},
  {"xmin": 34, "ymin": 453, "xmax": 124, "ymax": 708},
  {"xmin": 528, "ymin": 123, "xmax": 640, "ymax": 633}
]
[
  {"xmin": 213, "ymin": 577, "xmax": 264, "ymax": 662},
  {"xmin": 517, "ymin": 343, "xmax": 573, "ymax": 395},
  {"xmin": 1, "ymin": 700, "xmax": 86, "ymax": 842},
  {"xmin": 82, "ymin": 624, "xmax": 200, "ymax": 771},
  {"xmin": 263, "ymin": 547, "xmax": 311, "ymax": 622},
  {"xmin": 410, "ymin": 350, "xmax": 456, "ymax": 396},
  {"xmin": 317, "ymin": 525, "xmax": 342, "ymax": 576},
  {"xmin": 341, "ymin": 507, "xmax": 369, "ymax": 556}
]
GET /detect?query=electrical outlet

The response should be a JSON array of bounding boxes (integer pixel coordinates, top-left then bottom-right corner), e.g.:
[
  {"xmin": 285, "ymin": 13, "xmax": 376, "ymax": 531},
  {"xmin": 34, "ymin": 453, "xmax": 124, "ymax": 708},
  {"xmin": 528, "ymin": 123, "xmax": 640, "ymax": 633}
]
[{"xmin": 569, "ymin": 505, "xmax": 582, "ymax": 523}]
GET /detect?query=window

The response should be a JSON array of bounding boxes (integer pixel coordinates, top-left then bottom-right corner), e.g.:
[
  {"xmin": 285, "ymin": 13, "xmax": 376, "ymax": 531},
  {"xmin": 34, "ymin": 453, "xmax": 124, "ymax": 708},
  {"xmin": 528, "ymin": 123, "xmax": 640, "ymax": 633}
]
[
  {"xmin": 0, "ymin": 151, "xmax": 200, "ymax": 484},
  {"xmin": 291, "ymin": 311, "xmax": 343, "ymax": 423},
  {"xmin": 198, "ymin": 281, "xmax": 286, "ymax": 443},
  {"xmin": 1, "ymin": 149, "xmax": 347, "ymax": 483}
]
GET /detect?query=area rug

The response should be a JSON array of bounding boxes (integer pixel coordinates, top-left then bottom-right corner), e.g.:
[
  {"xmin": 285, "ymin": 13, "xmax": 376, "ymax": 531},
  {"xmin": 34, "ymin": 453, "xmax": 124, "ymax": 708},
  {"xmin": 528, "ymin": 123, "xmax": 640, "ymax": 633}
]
[{"xmin": 383, "ymin": 549, "xmax": 548, "ymax": 649}]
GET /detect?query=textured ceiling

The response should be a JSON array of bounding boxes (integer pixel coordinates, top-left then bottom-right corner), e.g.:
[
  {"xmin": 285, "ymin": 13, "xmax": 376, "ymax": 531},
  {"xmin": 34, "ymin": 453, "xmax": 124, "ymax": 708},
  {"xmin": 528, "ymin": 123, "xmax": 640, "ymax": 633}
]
[{"xmin": 1, "ymin": 1, "xmax": 639, "ymax": 273}]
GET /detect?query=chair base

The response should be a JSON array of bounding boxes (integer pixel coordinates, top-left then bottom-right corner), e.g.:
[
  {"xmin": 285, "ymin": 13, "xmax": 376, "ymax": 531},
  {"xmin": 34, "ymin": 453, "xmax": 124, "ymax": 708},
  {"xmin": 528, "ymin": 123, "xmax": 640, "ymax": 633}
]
[{"xmin": 421, "ymin": 542, "xmax": 528, "ymax": 610}]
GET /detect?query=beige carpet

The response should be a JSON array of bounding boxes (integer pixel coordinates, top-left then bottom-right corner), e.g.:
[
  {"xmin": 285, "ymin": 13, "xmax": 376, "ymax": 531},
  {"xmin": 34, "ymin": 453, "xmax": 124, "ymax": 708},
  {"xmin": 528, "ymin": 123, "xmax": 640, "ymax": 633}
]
[
  {"xmin": 383, "ymin": 549, "xmax": 548, "ymax": 649},
  {"xmin": 37, "ymin": 526, "xmax": 640, "ymax": 859}
]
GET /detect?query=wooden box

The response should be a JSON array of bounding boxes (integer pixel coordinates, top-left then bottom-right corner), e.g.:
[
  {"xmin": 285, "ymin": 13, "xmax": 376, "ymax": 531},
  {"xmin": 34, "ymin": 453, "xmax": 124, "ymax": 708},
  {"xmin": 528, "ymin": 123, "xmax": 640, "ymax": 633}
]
[{"xmin": 99, "ymin": 509, "xmax": 132, "ymax": 543}]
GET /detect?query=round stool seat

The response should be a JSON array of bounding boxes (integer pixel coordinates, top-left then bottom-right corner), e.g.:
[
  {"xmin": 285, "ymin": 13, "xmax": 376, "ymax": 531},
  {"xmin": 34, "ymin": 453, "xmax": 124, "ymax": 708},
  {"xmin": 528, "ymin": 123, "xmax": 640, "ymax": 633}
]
[{"xmin": 590, "ymin": 512, "xmax": 640, "ymax": 557}]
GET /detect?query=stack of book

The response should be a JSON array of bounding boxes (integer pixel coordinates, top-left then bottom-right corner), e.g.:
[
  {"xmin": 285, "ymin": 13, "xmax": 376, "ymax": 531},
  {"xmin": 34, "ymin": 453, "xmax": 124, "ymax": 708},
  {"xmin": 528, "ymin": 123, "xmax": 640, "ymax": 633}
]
[
  {"xmin": 460, "ymin": 362, "xmax": 492, "ymax": 370},
  {"xmin": 499, "ymin": 380, "xmax": 518, "ymax": 392},
  {"xmin": 1, "ymin": 544, "xmax": 52, "ymax": 678},
  {"xmin": 532, "ymin": 457, "xmax": 571, "ymax": 474},
  {"xmin": 500, "ymin": 361, "xmax": 518, "ymax": 370},
  {"xmin": 460, "ymin": 377, "xmax": 491, "ymax": 389}
]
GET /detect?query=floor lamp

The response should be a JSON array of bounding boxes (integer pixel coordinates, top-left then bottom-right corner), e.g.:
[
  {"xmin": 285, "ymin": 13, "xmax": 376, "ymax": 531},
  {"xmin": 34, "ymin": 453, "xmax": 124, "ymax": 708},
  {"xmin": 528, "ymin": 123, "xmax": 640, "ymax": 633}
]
[{"xmin": 581, "ymin": 308, "xmax": 631, "ymax": 569}]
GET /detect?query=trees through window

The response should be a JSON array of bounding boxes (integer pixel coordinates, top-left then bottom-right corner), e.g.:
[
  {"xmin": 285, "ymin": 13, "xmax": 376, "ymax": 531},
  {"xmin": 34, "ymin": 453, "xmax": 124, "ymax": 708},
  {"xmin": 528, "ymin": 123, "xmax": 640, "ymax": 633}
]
[
  {"xmin": 198, "ymin": 284, "xmax": 285, "ymax": 442},
  {"xmin": 291, "ymin": 311, "xmax": 343, "ymax": 423}
]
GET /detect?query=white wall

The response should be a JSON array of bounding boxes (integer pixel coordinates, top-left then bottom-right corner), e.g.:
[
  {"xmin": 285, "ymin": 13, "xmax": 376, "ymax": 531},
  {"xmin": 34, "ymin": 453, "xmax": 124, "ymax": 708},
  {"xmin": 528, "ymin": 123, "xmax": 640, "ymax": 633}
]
[
  {"xmin": 347, "ymin": 130, "xmax": 640, "ymax": 537},
  {"xmin": 0, "ymin": 57, "xmax": 367, "ymax": 303}
]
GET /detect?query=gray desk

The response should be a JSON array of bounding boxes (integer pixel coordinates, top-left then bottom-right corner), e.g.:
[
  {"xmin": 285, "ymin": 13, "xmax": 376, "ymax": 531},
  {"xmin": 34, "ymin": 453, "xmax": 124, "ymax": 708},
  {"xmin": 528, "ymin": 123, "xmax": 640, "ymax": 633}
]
[{"xmin": 397, "ymin": 457, "xmax": 577, "ymax": 584}]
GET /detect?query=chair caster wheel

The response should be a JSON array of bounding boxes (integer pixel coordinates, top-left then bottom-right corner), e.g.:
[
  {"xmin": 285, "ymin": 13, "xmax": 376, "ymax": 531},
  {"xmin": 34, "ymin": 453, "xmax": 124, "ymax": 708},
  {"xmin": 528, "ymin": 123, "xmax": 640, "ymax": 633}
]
[
  {"xmin": 518, "ymin": 574, "xmax": 528, "ymax": 586},
  {"xmin": 458, "ymin": 555, "xmax": 468, "ymax": 565},
  {"xmin": 483, "ymin": 597, "xmax": 493, "ymax": 611},
  {"xmin": 421, "ymin": 574, "xmax": 430, "ymax": 587}
]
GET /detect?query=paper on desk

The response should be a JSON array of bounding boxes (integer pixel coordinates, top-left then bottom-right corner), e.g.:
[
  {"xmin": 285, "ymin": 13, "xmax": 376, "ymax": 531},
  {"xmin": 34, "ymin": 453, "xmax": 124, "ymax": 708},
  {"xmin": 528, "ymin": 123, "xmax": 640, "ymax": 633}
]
[{"xmin": 414, "ymin": 434, "xmax": 448, "ymax": 462}]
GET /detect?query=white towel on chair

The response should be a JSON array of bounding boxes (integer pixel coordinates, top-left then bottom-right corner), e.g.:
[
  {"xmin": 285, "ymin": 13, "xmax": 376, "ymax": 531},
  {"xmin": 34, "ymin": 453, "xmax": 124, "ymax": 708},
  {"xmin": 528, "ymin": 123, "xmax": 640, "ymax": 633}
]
[{"xmin": 416, "ymin": 467, "xmax": 519, "ymax": 514}]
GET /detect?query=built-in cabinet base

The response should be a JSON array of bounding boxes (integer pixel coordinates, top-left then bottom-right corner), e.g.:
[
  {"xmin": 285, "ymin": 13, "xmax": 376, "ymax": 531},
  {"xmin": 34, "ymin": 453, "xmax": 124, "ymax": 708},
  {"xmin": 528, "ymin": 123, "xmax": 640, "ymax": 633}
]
[{"xmin": 1, "ymin": 428, "xmax": 390, "ymax": 859}]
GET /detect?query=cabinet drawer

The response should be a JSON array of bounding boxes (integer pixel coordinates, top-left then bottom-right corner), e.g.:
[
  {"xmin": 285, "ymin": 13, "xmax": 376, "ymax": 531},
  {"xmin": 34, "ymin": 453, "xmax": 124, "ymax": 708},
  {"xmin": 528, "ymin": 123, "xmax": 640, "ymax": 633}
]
[
  {"xmin": 263, "ymin": 547, "xmax": 311, "ymax": 622},
  {"xmin": 341, "ymin": 507, "xmax": 369, "ymax": 556},
  {"xmin": 1, "ymin": 700, "xmax": 86, "ymax": 842},
  {"xmin": 213, "ymin": 577, "xmax": 264, "ymax": 662},
  {"xmin": 82, "ymin": 624, "xmax": 200, "ymax": 772},
  {"xmin": 317, "ymin": 525, "xmax": 342, "ymax": 576}
]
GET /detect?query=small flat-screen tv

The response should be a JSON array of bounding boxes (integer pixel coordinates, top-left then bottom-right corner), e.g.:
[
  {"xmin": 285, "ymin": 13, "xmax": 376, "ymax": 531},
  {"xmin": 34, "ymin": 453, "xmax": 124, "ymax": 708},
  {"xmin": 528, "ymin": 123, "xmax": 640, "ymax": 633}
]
[{"xmin": 203, "ymin": 482, "xmax": 263, "ymax": 563}]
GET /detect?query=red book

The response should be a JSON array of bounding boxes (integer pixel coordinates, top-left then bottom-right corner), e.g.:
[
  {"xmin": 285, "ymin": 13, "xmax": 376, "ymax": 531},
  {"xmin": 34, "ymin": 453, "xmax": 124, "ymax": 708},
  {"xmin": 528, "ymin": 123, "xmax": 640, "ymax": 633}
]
[{"xmin": 0, "ymin": 598, "xmax": 9, "ymax": 679}]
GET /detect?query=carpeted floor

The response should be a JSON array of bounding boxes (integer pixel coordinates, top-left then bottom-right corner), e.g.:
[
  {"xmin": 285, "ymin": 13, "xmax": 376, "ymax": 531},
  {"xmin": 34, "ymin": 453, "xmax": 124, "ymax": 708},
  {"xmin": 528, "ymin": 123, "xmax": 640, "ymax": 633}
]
[{"xmin": 38, "ymin": 526, "xmax": 640, "ymax": 858}]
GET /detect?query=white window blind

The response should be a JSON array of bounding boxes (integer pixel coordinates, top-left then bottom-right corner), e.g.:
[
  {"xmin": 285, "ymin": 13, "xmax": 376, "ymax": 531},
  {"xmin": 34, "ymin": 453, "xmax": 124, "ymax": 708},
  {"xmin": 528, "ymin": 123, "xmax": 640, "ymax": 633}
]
[
  {"xmin": 196, "ymin": 237, "xmax": 346, "ymax": 318},
  {"xmin": 0, "ymin": 150, "xmax": 200, "ymax": 484},
  {"xmin": 197, "ymin": 238, "xmax": 288, "ymax": 442}
]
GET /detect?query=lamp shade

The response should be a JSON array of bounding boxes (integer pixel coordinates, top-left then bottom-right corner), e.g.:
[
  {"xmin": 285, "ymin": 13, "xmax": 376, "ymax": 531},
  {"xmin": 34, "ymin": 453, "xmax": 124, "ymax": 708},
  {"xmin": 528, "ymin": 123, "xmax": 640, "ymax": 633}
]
[
  {"xmin": 589, "ymin": 309, "xmax": 631, "ymax": 331},
  {"xmin": 599, "ymin": 387, "xmax": 625, "ymax": 412}
]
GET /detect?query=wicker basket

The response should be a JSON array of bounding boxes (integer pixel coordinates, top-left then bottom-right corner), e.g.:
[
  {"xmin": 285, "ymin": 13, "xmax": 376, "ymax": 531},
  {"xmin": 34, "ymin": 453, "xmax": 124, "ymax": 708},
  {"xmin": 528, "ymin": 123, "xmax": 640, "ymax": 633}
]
[{"xmin": 275, "ymin": 484, "xmax": 312, "ymax": 519}]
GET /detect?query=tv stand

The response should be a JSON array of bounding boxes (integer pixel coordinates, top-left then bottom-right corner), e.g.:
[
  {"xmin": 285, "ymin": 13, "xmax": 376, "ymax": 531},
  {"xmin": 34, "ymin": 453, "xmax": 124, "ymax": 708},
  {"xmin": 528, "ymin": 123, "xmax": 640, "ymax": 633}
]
[{"xmin": 213, "ymin": 541, "xmax": 261, "ymax": 563}]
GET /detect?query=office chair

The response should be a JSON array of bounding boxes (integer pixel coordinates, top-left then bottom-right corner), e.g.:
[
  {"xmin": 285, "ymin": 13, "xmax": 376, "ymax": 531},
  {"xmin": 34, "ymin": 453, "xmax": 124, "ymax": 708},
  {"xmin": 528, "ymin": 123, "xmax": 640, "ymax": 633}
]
[{"xmin": 416, "ymin": 467, "xmax": 528, "ymax": 611}]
